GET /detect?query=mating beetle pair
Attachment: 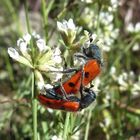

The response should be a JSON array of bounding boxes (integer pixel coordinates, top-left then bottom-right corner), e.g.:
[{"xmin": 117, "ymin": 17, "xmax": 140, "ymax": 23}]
[{"xmin": 38, "ymin": 44, "xmax": 102, "ymax": 112}]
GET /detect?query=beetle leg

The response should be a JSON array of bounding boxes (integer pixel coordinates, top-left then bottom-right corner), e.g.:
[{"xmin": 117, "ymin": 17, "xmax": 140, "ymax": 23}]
[
  {"xmin": 59, "ymin": 79, "xmax": 70, "ymax": 100},
  {"xmin": 47, "ymin": 67, "xmax": 80, "ymax": 74}
]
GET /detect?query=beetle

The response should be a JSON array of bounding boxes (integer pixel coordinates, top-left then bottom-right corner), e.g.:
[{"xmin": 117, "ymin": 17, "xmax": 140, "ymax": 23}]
[
  {"xmin": 54, "ymin": 44, "xmax": 102, "ymax": 97},
  {"xmin": 38, "ymin": 43, "xmax": 102, "ymax": 111},
  {"xmin": 38, "ymin": 87, "xmax": 96, "ymax": 112}
]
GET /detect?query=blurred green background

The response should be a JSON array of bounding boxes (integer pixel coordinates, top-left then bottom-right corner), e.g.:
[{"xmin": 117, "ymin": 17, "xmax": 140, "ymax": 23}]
[{"xmin": 0, "ymin": 0, "xmax": 140, "ymax": 140}]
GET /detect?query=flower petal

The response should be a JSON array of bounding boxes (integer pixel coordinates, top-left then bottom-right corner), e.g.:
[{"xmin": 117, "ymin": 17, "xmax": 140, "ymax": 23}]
[
  {"xmin": 52, "ymin": 48, "xmax": 62, "ymax": 64},
  {"xmin": 18, "ymin": 56, "xmax": 33, "ymax": 68},
  {"xmin": 36, "ymin": 39, "xmax": 48, "ymax": 52},
  {"xmin": 19, "ymin": 42, "xmax": 28, "ymax": 53},
  {"xmin": 67, "ymin": 18, "xmax": 76, "ymax": 30},
  {"xmin": 8, "ymin": 47, "xmax": 33, "ymax": 68},
  {"xmin": 32, "ymin": 31, "xmax": 41, "ymax": 39},
  {"xmin": 17, "ymin": 38, "xmax": 23, "ymax": 46},
  {"xmin": 44, "ymin": 84, "xmax": 53, "ymax": 89},
  {"xmin": 57, "ymin": 21, "xmax": 65, "ymax": 32},
  {"xmin": 8, "ymin": 47, "xmax": 19, "ymax": 60},
  {"xmin": 23, "ymin": 33, "xmax": 31, "ymax": 43}
]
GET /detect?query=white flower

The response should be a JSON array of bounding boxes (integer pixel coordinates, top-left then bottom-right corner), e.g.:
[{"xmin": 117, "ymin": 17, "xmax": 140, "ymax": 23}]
[
  {"xmin": 132, "ymin": 43, "xmax": 139, "ymax": 51},
  {"xmin": 118, "ymin": 75, "xmax": 126, "ymax": 86},
  {"xmin": 100, "ymin": 12, "xmax": 113, "ymax": 25},
  {"xmin": 91, "ymin": 33, "xmax": 97, "ymax": 42},
  {"xmin": 8, "ymin": 47, "xmax": 33, "ymax": 68},
  {"xmin": 19, "ymin": 42, "xmax": 27, "ymax": 53},
  {"xmin": 8, "ymin": 32, "xmax": 63, "ymax": 85},
  {"xmin": 135, "ymin": 22, "xmax": 140, "ymax": 32},
  {"xmin": 52, "ymin": 48, "xmax": 62, "ymax": 64},
  {"xmin": 36, "ymin": 39, "xmax": 48, "ymax": 52},
  {"xmin": 126, "ymin": 22, "xmax": 140, "ymax": 33},
  {"xmin": 57, "ymin": 19, "xmax": 77, "ymax": 44},
  {"xmin": 110, "ymin": 28, "xmax": 119, "ymax": 39},
  {"xmin": 44, "ymin": 84, "xmax": 53, "ymax": 89},
  {"xmin": 102, "ymin": 45, "xmax": 111, "ymax": 52},
  {"xmin": 126, "ymin": 23, "xmax": 135, "ymax": 32},
  {"xmin": 47, "ymin": 108, "xmax": 54, "ymax": 113},
  {"xmin": 65, "ymin": 18, "xmax": 76, "ymax": 30},
  {"xmin": 17, "ymin": 38, "xmax": 31, "ymax": 60},
  {"xmin": 92, "ymin": 78, "xmax": 101, "ymax": 93},
  {"xmin": 104, "ymin": 117, "xmax": 111, "ymax": 127},
  {"xmin": 71, "ymin": 131, "xmax": 81, "ymax": 140},
  {"xmin": 51, "ymin": 135, "xmax": 62, "ymax": 140},
  {"xmin": 43, "ymin": 67, "xmax": 63, "ymax": 82},
  {"xmin": 8, "ymin": 47, "xmax": 19, "ymax": 60},
  {"xmin": 32, "ymin": 31, "xmax": 41, "ymax": 39},
  {"xmin": 118, "ymin": 72, "xmax": 128, "ymax": 86},
  {"xmin": 110, "ymin": 66, "xmax": 116, "ymax": 75},
  {"xmin": 57, "ymin": 18, "xmax": 76, "ymax": 32},
  {"xmin": 117, "ymin": 72, "xmax": 132, "ymax": 91},
  {"xmin": 17, "ymin": 38, "xmax": 24, "ymax": 46},
  {"xmin": 111, "ymin": 0, "xmax": 118, "ymax": 9},
  {"xmin": 132, "ymin": 83, "xmax": 140, "ymax": 95},
  {"xmin": 23, "ymin": 33, "xmax": 31, "ymax": 43},
  {"xmin": 37, "ymin": 81, "xmax": 45, "ymax": 90},
  {"xmin": 96, "ymin": 40, "xmax": 104, "ymax": 49}
]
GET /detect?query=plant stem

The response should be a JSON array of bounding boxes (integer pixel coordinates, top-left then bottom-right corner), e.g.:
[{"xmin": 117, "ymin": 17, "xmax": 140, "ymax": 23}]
[
  {"xmin": 32, "ymin": 71, "xmax": 38, "ymax": 140},
  {"xmin": 24, "ymin": 1, "xmax": 31, "ymax": 34},
  {"xmin": 24, "ymin": 2, "xmax": 38, "ymax": 139},
  {"xmin": 84, "ymin": 109, "xmax": 92, "ymax": 140},
  {"xmin": 63, "ymin": 113, "xmax": 70, "ymax": 140},
  {"xmin": 41, "ymin": 0, "xmax": 54, "ymax": 42}
]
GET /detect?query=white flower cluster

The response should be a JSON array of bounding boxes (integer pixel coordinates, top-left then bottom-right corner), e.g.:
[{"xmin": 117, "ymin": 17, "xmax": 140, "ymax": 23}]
[
  {"xmin": 57, "ymin": 19, "xmax": 76, "ymax": 34},
  {"xmin": 78, "ymin": 2, "xmax": 119, "ymax": 52},
  {"xmin": 126, "ymin": 22, "xmax": 140, "ymax": 33},
  {"xmin": 8, "ymin": 32, "xmax": 62, "ymax": 69},
  {"xmin": 109, "ymin": 66, "xmax": 140, "ymax": 95},
  {"xmin": 57, "ymin": 19, "xmax": 78, "ymax": 45},
  {"xmin": 57, "ymin": 18, "xmax": 95, "ymax": 48},
  {"xmin": 8, "ymin": 32, "xmax": 63, "ymax": 88},
  {"xmin": 125, "ymin": 24, "xmax": 140, "ymax": 53},
  {"xmin": 99, "ymin": 11, "xmax": 119, "ymax": 52}
]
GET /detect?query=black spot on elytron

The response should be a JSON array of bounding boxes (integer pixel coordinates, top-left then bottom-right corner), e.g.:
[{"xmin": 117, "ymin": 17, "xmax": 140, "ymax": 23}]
[
  {"xmin": 85, "ymin": 72, "xmax": 89, "ymax": 78},
  {"xmin": 68, "ymin": 82, "xmax": 75, "ymax": 87},
  {"xmin": 46, "ymin": 101, "xmax": 52, "ymax": 105},
  {"xmin": 60, "ymin": 106, "xmax": 65, "ymax": 110}
]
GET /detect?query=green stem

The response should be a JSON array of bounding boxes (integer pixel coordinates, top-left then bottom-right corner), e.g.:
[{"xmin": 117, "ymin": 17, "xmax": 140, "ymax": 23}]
[
  {"xmin": 41, "ymin": 0, "xmax": 54, "ymax": 42},
  {"xmin": 84, "ymin": 109, "xmax": 92, "ymax": 140},
  {"xmin": 24, "ymin": 1, "xmax": 31, "ymax": 34},
  {"xmin": 69, "ymin": 113, "xmax": 76, "ymax": 135},
  {"xmin": 32, "ymin": 72, "xmax": 38, "ymax": 140},
  {"xmin": 63, "ymin": 113, "xmax": 70, "ymax": 140},
  {"xmin": 24, "ymin": 2, "xmax": 38, "ymax": 139}
]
